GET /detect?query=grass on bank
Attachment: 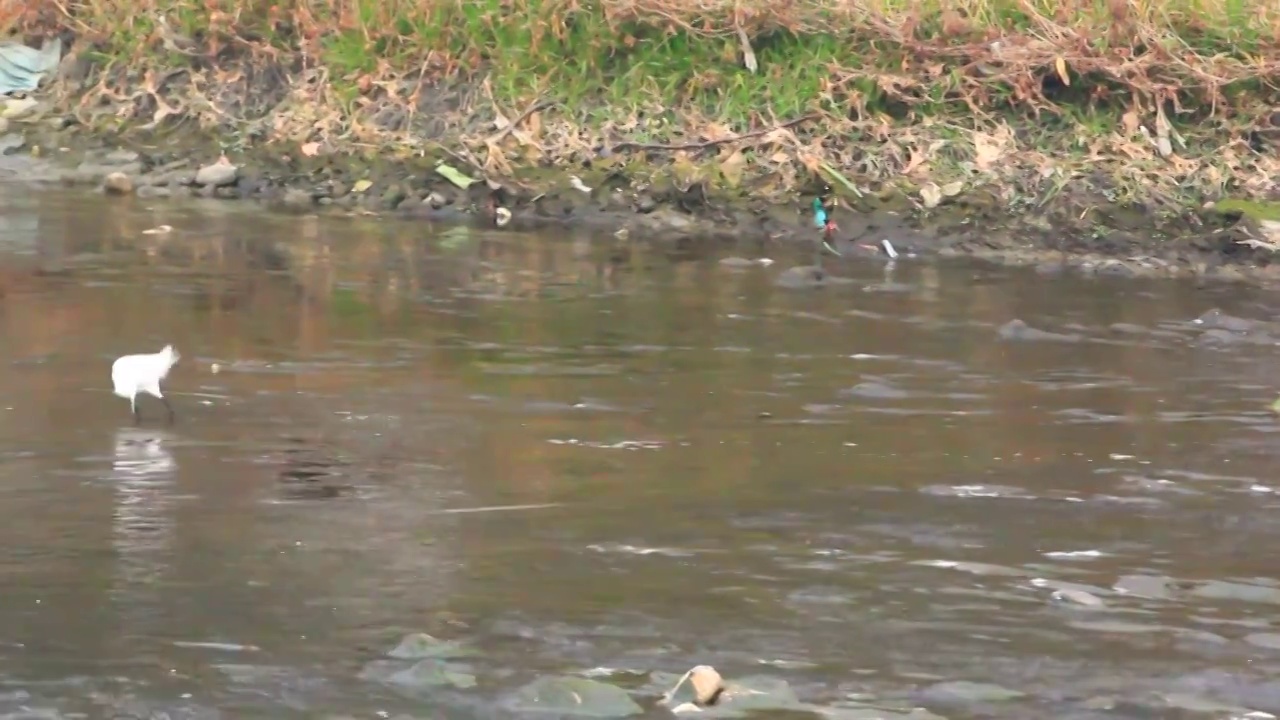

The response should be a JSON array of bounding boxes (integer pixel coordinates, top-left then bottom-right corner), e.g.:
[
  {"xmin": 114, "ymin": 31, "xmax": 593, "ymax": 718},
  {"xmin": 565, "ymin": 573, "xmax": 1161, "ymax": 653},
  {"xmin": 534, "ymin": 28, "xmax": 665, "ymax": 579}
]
[
  {"xmin": 9, "ymin": 0, "xmax": 1280, "ymax": 208},
  {"xmin": 28, "ymin": 0, "xmax": 1280, "ymax": 117}
]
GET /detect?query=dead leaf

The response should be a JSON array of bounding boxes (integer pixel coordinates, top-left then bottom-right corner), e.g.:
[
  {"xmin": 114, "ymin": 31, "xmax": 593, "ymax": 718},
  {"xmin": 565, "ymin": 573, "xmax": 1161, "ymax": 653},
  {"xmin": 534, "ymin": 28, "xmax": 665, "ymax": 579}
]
[
  {"xmin": 352, "ymin": 179, "xmax": 373, "ymax": 193},
  {"xmin": 1153, "ymin": 103, "xmax": 1175, "ymax": 158},
  {"xmin": 735, "ymin": 25, "xmax": 757, "ymax": 73},
  {"xmin": 671, "ymin": 152, "xmax": 702, "ymax": 186},
  {"xmin": 1121, "ymin": 110, "xmax": 1140, "ymax": 136},
  {"xmin": 300, "ymin": 141, "xmax": 320, "ymax": 157},
  {"xmin": 919, "ymin": 182, "xmax": 943, "ymax": 209},
  {"xmin": 940, "ymin": 180, "xmax": 964, "ymax": 197},
  {"xmin": 1054, "ymin": 57, "xmax": 1071, "ymax": 86},
  {"xmin": 901, "ymin": 147, "xmax": 927, "ymax": 176},
  {"xmin": 702, "ymin": 123, "xmax": 732, "ymax": 142},
  {"xmin": 972, "ymin": 128, "xmax": 1008, "ymax": 172},
  {"xmin": 718, "ymin": 149, "xmax": 747, "ymax": 188}
]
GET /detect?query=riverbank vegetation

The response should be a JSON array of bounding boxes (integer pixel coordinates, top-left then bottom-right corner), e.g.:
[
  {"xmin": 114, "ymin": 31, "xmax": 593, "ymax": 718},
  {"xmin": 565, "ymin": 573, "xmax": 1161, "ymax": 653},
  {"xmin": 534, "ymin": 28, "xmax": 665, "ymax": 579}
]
[{"xmin": 8, "ymin": 0, "xmax": 1280, "ymax": 218}]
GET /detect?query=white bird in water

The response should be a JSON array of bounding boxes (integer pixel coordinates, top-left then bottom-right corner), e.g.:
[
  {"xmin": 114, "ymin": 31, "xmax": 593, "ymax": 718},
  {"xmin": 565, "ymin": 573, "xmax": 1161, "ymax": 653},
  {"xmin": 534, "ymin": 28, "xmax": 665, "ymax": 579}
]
[{"xmin": 111, "ymin": 345, "xmax": 180, "ymax": 425}]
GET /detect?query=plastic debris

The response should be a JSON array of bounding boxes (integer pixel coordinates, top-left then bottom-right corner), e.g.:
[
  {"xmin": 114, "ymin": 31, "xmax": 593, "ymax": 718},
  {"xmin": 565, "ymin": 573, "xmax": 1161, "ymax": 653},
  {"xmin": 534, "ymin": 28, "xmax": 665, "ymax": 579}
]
[{"xmin": 0, "ymin": 37, "xmax": 62, "ymax": 97}]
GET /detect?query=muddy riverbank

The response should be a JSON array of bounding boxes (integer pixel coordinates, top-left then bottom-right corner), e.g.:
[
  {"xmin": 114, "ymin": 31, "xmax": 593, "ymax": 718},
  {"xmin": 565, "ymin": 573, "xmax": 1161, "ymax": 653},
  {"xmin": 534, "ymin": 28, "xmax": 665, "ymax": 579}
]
[{"xmin": 2, "ymin": 108, "xmax": 1272, "ymax": 286}]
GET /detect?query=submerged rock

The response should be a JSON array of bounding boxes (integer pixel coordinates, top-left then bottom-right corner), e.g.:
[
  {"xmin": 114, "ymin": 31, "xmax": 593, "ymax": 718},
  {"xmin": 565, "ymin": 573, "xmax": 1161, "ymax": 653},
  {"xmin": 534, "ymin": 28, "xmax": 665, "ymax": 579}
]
[
  {"xmin": 774, "ymin": 266, "xmax": 857, "ymax": 289},
  {"xmin": 506, "ymin": 676, "xmax": 643, "ymax": 717},
  {"xmin": 358, "ymin": 658, "xmax": 477, "ymax": 691},
  {"xmin": 838, "ymin": 381, "xmax": 908, "ymax": 400},
  {"xmin": 822, "ymin": 703, "xmax": 948, "ymax": 719},
  {"xmin": 387, "ymin": 632, "xmax": 474, "ymax": 659},
  {"xmin": 0, "ymin": 132, "xmax": 24, "ymax": 155},
  {"xmin": 1050, "ymin": 588, "xmax": 1106, "ymax": 608},
  {"xmin": 1193, "ymin": 308, "xmax": 1258, "ymax": 333},
  {"xmin": 996, "ymin": 319, "xmax": 1082, "ymax": 343},
  {"xmin": 387, "ymin": 658, "xmax": 477, "ymax": 689},
  {"xmin": 916, "ymin": 680, "xmax": 1026, "ymax": 705}
]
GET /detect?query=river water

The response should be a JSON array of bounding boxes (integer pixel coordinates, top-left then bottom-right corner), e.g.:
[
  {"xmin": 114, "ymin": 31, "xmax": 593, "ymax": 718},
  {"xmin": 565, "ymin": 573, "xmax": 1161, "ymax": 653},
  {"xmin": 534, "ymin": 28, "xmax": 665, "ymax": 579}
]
[{"xmin": 2, "ymin": 188, "xmax": 1280, "ymax": 719}]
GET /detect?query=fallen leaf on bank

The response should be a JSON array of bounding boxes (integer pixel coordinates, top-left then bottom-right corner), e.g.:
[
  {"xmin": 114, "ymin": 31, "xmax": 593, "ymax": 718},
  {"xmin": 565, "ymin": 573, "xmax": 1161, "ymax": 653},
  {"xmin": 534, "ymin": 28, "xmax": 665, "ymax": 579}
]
[
  {"xmin": 702, "ymin": 122, "xmax": 733, "ymax": 142},
  {"xmin": 973, "ymin": 127, "xmax": 1009, "ymax": 172},
  {"xmin": 941, "ymin": 180, "xmax": 964, "ymax": 197},
  {"xmin": 718, "ymin": 149, "xmax": 747, "ymax": 188},
  {"xmin": 1054, "ymin": 57, "xmax": 1071, "ymax": 86},
  {"xmin": 919, "ymin": 182, "xmax": 943, "ymax": 209},
  {"xmin": 902, "ymin": 146, "xmax": 929, "ymax": 176},
  {"xmin": 736, "ymin": 25, "xmax": 758, "ymax": 73},
  {"xmin": 435, "ymin": 162, "xmax": 477, "ymax": 189},
  {"xmin": 1154, "ymin": 103, "xmax": 1174, "ymax": 158},
  {"xmin": 1121, "ymin": 109, "xmax": 1141, "ymax": 136},
  {"xmin": 671, "ymin": 152, "xmax": 702, "ymax": 185},
  {"xmin": 299, "ymin": 141, "xmax": 320, "ymax": 157},
  {"xmin": 351, "ymin": 179, "xmax": 373, "ymax": 193}
]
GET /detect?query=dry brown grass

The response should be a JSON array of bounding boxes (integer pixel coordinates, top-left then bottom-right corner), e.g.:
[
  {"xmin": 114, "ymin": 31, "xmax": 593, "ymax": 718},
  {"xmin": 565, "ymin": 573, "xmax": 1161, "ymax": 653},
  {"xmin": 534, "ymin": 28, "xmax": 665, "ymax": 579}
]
[{"xmin": 8, "ymin": 0, "xmax": 1280, "ymax": 211}]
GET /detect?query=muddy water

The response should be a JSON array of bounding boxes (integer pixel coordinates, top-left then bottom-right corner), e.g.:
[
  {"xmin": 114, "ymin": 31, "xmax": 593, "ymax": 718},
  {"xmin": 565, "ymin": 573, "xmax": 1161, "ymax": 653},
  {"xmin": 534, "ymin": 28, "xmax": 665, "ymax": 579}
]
[{"xmin": 2, "ymin": 188, "xmax": 1280, "ymax": 718}]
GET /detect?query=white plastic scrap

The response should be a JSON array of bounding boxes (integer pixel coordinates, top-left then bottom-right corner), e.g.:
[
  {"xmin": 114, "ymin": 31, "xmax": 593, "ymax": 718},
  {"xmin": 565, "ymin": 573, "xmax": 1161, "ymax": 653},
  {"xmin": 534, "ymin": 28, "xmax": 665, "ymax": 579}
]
[{"xmin": 0, "ymin": 37, "xmax": 62, "ymax": 96}]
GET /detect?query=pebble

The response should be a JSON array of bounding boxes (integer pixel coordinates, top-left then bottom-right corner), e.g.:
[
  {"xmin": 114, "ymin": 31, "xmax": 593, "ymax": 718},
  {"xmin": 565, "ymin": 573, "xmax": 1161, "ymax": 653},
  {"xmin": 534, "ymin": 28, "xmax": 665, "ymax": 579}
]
[{"xmin": 102, "ymin": 171, "xmax": 134, "ymax": 195}]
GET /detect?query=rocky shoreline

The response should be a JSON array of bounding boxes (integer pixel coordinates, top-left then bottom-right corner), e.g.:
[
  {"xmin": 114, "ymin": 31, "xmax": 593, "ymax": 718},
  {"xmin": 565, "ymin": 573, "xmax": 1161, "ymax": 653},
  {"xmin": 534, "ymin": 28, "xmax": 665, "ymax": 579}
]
[{"xmin": 2, "ymin": 97, "xmax": 1278, "ymax": 285}]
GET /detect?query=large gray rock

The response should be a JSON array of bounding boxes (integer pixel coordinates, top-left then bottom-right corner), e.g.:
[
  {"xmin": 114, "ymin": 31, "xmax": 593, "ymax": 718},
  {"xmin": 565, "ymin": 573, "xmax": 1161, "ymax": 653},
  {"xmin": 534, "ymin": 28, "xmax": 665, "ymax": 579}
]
[
  {"xmin": 195, "ymin": 160, "xmax": 238, "ymax": 187},
  {"xmin": 387, "ymin": 632, "xmax": 474, "ymax": 659}
]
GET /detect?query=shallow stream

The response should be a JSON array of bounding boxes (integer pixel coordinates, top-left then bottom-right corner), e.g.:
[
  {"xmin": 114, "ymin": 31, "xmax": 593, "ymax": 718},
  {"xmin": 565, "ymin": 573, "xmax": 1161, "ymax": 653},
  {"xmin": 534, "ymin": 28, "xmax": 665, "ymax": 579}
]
[{"xmin": 1, "ymin": 189, "xmax": 1280, "ymax": 718}]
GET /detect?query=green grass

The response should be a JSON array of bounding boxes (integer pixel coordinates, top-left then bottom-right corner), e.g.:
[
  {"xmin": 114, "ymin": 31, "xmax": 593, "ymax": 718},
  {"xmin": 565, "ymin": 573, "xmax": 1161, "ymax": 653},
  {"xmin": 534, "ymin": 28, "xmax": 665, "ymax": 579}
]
[
  {"xmin": 12, "ymin": 0, "xmax": 1280, "ymax": 210},
  {"xmin": 23, "ymin": 0, "xmax": 1279, "ymax": 129}
]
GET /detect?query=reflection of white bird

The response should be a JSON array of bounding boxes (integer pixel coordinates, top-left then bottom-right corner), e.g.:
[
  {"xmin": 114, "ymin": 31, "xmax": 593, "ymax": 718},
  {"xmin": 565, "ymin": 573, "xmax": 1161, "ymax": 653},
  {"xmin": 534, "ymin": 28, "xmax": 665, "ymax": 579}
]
[
  {"xmin": 112, "ymin": 427, "xmax": 177, "ymax": 477},
  {"xmin": 109, "ymin": 427, "xmax": 176, "ymax": 625},
  {"xmin": 111, "ymin": 345, "xmax": 180, "ymax": 425}
]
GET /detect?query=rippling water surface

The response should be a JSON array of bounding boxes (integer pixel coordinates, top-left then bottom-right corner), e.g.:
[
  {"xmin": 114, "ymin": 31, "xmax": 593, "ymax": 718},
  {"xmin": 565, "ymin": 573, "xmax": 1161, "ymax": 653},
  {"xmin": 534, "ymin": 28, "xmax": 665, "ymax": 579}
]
[{"xmin": 2, "ymin": 189, "xmax": 1280, "ymax": 718}]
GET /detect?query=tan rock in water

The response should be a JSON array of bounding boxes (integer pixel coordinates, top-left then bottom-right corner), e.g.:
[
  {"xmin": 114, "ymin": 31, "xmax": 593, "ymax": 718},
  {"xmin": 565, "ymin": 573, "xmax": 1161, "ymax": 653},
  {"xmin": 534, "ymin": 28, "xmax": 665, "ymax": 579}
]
[
  {"xmin": 688, "ymin": 665, "xmax": 725, "ymax": 705},
  {"xmin": 662, "ymin": 664, "xmax": 726, "ymax": 712},
  {"xmin": 103, "ymin": 172, "xmax": 133, "ymax": 195}
]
